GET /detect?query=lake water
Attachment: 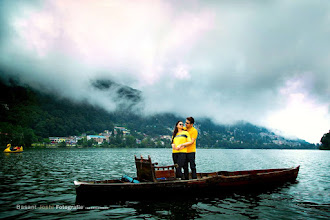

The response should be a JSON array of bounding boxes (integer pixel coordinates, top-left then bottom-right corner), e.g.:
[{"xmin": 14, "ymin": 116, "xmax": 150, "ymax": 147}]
[{"xmin": 0, "ymin": 148, "xmax": 329, "ymax": 219}]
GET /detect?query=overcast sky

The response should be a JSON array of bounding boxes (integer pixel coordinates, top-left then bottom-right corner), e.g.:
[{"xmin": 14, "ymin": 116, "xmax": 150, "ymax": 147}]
[{"xmin": 0, "ymin": 0, "xmax": 329, "ymax": 143}]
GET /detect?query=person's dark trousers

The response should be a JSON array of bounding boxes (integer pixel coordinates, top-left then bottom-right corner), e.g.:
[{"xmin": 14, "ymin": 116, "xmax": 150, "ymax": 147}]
[
  {"xmin": 172, "ymin": 153, "xmax": 186, "ymax": 178},
  {"xmin": 184, "ymin": 152, "xmax": 197, "ymax": 179}
]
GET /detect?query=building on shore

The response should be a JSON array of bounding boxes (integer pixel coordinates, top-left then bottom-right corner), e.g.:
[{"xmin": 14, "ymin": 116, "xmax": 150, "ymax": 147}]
[
  {"xmin": 86, "ymin": 135, "xmax": 109, "ymax": 144},
  {"xmin": 49, "ymin": 136, "xmax": 81, "ymax": 145},
  {"xmin": 114, "ymin": 126, "xmax": 130, "ymax": 136}
]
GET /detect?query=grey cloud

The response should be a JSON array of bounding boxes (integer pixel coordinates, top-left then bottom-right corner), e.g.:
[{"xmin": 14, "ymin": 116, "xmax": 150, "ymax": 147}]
[{"xmin": 0, "ymin": 0, "xmax": 329, "ymax": 142}]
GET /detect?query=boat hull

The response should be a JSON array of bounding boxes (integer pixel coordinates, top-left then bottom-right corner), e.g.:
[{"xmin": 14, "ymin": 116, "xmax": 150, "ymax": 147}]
[{"xmin": 75, "ymin": 166, "xmax": 299, "ymax": 200}]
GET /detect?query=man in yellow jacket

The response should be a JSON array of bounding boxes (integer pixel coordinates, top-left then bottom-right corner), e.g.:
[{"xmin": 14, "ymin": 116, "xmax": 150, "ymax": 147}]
[{"xmin": 178, "ymin": 117, "xmax": 198, "ymax": 179}]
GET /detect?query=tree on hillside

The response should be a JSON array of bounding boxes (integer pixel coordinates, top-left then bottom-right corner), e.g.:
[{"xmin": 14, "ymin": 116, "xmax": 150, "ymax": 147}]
[
  {"xmin": 87, "ymin": 139, "xmax": 96, "ymax": 147},
  {"xmin": 43, "ymin": 138, "xmax": 51, "ymax": 147},
  {"xmin": 320, "ymin": 131, "xmax": 330, "ymax": 150},
  {"xmin": 125, "ymin": 135, "xmax": 136, "ymax": 148},
  {"xmin": 58, "ymin": 141, "xmax": 66, "ymax": 148}
]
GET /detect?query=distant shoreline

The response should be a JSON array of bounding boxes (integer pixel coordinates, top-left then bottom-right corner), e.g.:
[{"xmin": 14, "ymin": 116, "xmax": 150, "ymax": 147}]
[{"xmin": 1, "ymin": 145, "xmax": 319, "ymax": 150}]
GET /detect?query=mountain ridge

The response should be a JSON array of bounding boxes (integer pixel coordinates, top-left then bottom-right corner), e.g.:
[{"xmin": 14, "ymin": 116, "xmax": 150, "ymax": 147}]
[{"xmin": 0, "ymin": 76, "xmax": 316, "ymax": 149}]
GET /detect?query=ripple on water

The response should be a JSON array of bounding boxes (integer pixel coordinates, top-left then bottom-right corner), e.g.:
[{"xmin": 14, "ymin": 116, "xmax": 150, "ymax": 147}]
[{"xmin": 0, "ymin": 148, "xmax": 329, "ymax": 219}]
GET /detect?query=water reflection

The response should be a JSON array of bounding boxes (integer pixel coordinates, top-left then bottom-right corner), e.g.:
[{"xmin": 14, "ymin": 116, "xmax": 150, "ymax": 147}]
[
  {"xmin": 75, "ymin": 185, "xmax": 299, "ymax": 219},
  {"xmin": 1, "ymin": 148, "xmax": 329, "ymax": 219}
]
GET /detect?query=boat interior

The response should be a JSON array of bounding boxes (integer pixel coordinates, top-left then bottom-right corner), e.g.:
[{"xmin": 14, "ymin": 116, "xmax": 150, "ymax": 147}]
[{"xmin": 217, "ymin": 168, "xmax": 290, "ymax": 176}]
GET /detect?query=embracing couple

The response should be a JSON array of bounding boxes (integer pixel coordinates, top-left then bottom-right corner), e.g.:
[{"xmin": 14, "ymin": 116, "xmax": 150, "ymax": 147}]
[{"xmin": 171, "ymin": 117, "xmax": 198, "ymax": 180}]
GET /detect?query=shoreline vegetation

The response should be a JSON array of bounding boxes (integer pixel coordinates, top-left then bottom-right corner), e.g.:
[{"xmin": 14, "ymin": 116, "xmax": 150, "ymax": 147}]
[
  {"xmin": 0, "ymin": 78, "xmax": 323, "ymax": 150},
  {"xmin": 0, "ymin": 144, "xmax": 323, "ymax": 150},
  {"xmin": 2, "ymin": 141, "xmax": 321, "ymax": 150}
]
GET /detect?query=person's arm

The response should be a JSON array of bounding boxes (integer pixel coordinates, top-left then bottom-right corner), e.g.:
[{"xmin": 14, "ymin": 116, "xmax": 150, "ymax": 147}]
[
  {"xmin": 177, "ymin": 138, "xmax": 195, "ymax": 150},
  {"xmin": 177, "ymin": 132, "xmax": 192, "ymax": 150},
  {"xmin": 178, "ymin": 129, "xmax": 198, "ymax": 150}
]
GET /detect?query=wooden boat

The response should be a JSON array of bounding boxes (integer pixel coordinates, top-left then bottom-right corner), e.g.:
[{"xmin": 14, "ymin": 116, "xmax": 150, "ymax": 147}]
[
  {"xmin": 3, "ymin": 144, "xmax": 23, "ymax": 153},
  {"xmin": 74, "ymin": 155, "xmax": 300, "ymax": 200}
]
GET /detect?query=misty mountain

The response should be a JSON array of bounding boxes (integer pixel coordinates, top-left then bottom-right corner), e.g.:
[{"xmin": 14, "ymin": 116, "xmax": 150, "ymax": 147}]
[
  {"xmin": 92, "ymin": 79, "xmax": 142, "ymax": 103},
  {"xmin": 91, "ymin": 79, "xmax": 143, "ymax": 112},
  {"xmin": 0, "ymin": 76, "xmax": 316, "ymax": 149}
]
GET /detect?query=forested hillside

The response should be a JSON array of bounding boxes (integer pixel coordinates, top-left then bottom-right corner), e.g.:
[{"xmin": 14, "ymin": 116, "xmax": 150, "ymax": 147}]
[{"xmin": 0, "ymin": 77, "xmax": 316, "ymax": 149}]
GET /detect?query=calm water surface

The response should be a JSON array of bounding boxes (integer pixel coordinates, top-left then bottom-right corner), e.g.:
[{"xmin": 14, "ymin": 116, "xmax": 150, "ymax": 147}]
[{"xmin": 0, "ymin": 148, "xmax": 329, "ymax": 219}]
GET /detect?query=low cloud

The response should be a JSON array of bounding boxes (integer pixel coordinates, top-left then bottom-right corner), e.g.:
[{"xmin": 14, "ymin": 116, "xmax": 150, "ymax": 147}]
[{"xmin": 0, "ymin": 0, "xmax": 329, "ymax": 143}]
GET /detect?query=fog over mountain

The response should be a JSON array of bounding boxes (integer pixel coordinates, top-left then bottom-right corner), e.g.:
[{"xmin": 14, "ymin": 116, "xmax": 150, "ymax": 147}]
[{"xmin": 0, "ymin": 0, "xmax": 329, "ymax": 143}]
